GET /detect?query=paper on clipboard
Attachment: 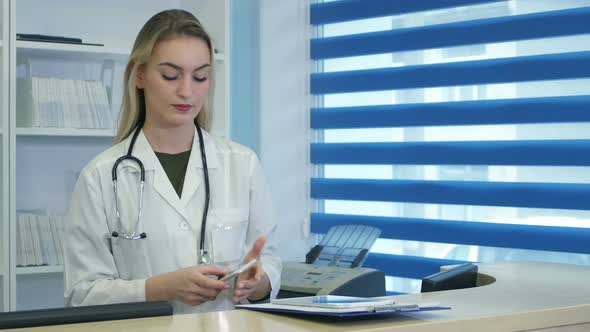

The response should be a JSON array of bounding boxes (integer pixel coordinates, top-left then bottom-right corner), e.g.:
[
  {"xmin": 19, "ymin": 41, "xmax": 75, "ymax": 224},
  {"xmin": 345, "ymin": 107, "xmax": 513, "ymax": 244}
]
[{"xmin": 270, "ymin": 295, "xmax": 397, "ymax": 309}]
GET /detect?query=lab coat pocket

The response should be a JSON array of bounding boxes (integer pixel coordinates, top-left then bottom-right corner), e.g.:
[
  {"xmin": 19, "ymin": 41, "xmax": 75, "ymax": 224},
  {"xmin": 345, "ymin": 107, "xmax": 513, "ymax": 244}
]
[
  {"xmin": 111, "ymin": 237, "xmax": 152, "ymax": 278},
  {"xmin": 207, "ymin": 208, "xmax": 249, "ymax": 270}
]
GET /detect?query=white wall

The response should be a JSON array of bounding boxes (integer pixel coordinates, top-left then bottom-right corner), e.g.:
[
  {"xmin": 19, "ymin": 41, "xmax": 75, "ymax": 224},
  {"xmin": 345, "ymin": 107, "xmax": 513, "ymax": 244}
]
[
  {"xmin": 230, "ymin": 0, "xmax": 259, "ymax": 152},
  {"xmin": 258, "ymin": 0, "xmax": 310, "ymax": 261}
]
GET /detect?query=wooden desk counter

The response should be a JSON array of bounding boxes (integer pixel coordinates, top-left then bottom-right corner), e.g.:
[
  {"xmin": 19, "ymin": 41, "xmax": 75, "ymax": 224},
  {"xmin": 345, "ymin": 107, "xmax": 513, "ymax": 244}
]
[{"xmin": 6, "ymin": 262, "xmax": 590, "ymax": 332}]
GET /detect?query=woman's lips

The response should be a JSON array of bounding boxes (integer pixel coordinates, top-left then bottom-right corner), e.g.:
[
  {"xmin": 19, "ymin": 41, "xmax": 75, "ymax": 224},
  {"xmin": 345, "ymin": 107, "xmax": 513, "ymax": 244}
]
[{"xmin": 173, "ymin": 104, "xmax": 192, "ymax": 112}]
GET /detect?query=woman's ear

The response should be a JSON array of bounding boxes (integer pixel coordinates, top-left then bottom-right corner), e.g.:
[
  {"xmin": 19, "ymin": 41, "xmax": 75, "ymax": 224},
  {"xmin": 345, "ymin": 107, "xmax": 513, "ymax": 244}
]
[{"xmin": 136, "ymin": 64, "xmax": 146, "ymax": 89}]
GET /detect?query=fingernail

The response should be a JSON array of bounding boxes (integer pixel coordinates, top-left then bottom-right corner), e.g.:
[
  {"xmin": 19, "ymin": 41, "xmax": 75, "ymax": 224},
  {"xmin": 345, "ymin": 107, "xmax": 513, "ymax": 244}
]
[{"xmin": 224, "ymin": 284, "xmax": 231, "ymax": 289}]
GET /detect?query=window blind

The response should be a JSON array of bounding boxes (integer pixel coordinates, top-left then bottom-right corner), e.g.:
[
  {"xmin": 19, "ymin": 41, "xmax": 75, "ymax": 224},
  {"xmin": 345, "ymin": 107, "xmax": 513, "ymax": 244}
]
[{"xmin": 310, "ymin": 0, "xmax": 590, "ymax": 293}]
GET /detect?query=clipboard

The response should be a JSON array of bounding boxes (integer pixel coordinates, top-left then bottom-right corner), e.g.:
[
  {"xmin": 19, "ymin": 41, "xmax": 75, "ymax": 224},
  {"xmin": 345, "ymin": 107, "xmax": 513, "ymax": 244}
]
[
  {"xmin": 236, "ymin": 295, "xmax": 450, "ymax": 317},
  {"xmin": 236, "ymin": 302, "xmax": 450, "ymax": 317}
]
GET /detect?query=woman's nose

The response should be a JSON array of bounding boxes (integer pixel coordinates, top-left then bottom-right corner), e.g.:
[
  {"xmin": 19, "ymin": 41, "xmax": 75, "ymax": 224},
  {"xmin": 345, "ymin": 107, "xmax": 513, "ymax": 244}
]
[{"xmin": 177, "ymin": 77, "xmax": 192, "ymax": 97}]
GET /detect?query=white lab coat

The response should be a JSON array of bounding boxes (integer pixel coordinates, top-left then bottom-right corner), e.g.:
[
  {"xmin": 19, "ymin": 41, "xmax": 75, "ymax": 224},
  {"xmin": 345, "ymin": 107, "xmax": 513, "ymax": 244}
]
[{"xmin": 64, "ymin": 128, "xmax": 281, "ymax": 314}]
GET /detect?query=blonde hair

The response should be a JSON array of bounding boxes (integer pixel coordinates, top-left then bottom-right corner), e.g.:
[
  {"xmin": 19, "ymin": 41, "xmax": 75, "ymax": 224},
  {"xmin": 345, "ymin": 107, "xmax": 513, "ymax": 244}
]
[{"xmin": 115, "ymin": 9, "xmax": 215, "ymax": 143}]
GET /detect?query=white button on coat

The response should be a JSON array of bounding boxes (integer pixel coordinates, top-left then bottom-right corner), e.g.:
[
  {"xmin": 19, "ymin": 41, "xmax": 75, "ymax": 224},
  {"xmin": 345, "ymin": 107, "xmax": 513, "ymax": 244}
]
[{"xmin": 64, "ymin": 128, "xmax": 282, "ymax": 314}]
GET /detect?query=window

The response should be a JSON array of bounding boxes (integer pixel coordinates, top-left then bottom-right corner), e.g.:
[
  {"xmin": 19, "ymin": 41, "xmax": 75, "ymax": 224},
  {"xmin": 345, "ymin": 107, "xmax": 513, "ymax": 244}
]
[{"xmin": 310, "ymin": 0, "xmax": 590, "ymax": 294}]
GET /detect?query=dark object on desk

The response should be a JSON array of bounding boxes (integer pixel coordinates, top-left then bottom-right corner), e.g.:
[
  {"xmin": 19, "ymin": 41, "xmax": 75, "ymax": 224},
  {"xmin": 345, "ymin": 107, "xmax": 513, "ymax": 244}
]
[
  {"xmin": 17, "ymin": 33, "xmax": 104, "ymax": 46},
  {"xmin": 421, "ymin": 263, "xmax": 478, "ymax": 293},
  {"xmin": 304, "ymin": 244, "xmax": 324, "ymax": 264},
  {"xmin": 0, "ymin": 301, "xmax": 173, "ymax": 329}
]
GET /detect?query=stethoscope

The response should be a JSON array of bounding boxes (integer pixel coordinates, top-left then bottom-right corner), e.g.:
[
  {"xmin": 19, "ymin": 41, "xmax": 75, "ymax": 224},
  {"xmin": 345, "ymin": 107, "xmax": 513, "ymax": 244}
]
[{"xmin": 111, "ymin": 122, "xmax": 212, "ymax": 265}]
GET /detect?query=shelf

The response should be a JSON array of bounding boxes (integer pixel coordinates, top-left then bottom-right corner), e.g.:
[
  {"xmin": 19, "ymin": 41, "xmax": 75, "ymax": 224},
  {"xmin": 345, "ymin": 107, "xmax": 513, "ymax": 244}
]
[
  {"xmin": 16, "ymin": 40, "xmax": 129, "ymax": 61},
  {"xmin": 16, "ymin": 265, "xmax": 63, "ymax": 275},
  {"xmin": 16, "ymin": 41, "xmax": 224, "ymax": 63},
  {"xmin": 16, "ymin": 127, "xmax": 115, "ymax": 137}
]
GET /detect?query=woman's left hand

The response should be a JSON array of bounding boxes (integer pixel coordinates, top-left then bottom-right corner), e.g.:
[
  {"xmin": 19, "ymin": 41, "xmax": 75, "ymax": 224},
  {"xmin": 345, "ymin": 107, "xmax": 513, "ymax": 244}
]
[{"xmin": 232, "ymin": 236, "xmax": 271, "ymax": 303}]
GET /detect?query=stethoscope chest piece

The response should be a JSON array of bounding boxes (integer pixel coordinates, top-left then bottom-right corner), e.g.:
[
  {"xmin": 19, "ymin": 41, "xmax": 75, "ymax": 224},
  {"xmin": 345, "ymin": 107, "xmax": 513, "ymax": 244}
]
[
  {"xmin": 199, "ymin": 250, "xmax": 210, "ymax": 265},
  {"xmin": 111, "ymin": 231, "xmax": 147, "ymax": 240}
]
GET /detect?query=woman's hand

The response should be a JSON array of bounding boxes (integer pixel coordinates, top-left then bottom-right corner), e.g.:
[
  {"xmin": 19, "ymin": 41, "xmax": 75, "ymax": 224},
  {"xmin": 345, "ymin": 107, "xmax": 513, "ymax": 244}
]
[
  {"xmin": 232, "ymin": 236, "xmax": 271, "ymax": 303},
  {"xmin": 147, "ymin": 265, "xmax": 230, "ymax": 306}
]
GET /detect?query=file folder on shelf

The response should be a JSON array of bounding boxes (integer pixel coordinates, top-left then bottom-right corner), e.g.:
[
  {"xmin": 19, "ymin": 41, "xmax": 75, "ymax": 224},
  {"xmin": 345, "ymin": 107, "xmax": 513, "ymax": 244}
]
[{"xmin": 236, "ymin": 295, "xmax": 450, "ymax": 317}]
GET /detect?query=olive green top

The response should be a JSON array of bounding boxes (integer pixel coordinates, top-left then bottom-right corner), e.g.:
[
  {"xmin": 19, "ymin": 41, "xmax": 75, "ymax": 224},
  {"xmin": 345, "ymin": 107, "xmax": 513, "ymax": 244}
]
[{"xmin": 155, "ymin": 150, "xmax": 192, "ymax": 198}]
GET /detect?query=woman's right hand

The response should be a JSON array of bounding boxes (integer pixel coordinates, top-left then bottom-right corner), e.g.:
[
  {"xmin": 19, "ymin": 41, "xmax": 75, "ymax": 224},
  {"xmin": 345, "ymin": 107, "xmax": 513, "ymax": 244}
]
[{"xmin": 146, "ymin": 265, "xmax": 230, "ymax": 306}]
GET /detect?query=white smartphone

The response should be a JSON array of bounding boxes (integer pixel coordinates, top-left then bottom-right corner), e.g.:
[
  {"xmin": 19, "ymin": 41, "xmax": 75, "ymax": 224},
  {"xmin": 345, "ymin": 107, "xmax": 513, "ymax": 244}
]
[{"xmin": 220, "ymin": 259, "xmax": 257, "ymax": 282}]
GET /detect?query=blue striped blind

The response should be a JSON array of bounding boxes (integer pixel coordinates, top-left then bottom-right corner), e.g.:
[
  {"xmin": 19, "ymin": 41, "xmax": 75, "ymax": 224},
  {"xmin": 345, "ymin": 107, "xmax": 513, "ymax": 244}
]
[{"xmin": 310, "ymin": 0, "xmax": 590, "ymax": 293}]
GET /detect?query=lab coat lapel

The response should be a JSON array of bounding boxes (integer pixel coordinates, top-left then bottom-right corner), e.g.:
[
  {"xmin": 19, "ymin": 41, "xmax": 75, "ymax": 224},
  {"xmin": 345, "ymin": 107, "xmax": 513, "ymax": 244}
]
[
  {"xmin": 132, "ymin": 130, "xmax": 191, "ymax": 222},
  {"xmin": 181, "ymin": 128, "xmax": 219, "ymax": 208}
]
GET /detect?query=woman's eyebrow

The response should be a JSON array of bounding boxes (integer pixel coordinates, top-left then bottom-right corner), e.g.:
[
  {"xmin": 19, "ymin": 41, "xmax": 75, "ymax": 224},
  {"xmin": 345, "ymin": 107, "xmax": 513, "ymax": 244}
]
[{"xmin": 158, "ymin": 62, "xmax": 210, "ymax": 71}]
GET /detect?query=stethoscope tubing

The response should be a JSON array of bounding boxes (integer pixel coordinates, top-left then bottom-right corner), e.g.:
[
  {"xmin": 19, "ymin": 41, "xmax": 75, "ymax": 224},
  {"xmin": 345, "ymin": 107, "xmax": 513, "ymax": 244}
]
[{"xmin": 110, "ymin": 123, "xmax": 210, "ymax": 263}]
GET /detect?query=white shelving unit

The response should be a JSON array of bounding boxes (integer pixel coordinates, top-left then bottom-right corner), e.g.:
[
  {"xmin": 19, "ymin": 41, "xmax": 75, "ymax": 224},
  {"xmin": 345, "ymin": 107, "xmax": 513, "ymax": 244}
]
[
  {"xmin": 214, "ymin": 53, "xmax": 226, "ymax": 61},
  {"xmin": 1, "ymin": 0, "xmax": 10, "ymax": 314},
  {"xmin": 15, "ymin": 128, "xmax": 115, "ymax": 137},
  {"xmin": 16, "ymin": 41, "xmax": 130, "ymax": 61},
  {"xmin": 16, "ymin": 265, "xmax": 63, "ymax": 275},
  {"xmin": 3, "ymin": 0, "xmax": 231, "ymax": 312}
]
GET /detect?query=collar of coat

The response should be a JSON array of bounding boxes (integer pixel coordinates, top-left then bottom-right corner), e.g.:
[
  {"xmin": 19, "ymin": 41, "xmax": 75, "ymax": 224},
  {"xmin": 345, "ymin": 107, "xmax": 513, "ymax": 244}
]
[
  {"xmin": 120, "ymin": 126, "xmax": 220, "ymax": 171},
  {"xmin": 117, "ymin": 126, "xmax": 221, "ymax": 219}
]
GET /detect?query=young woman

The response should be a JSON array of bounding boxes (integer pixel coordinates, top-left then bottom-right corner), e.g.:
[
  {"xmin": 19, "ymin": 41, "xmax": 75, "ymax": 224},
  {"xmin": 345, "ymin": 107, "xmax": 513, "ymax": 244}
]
[{"xmin": 64, "ymin": 9, "xmax": 281, "ymax": 314}]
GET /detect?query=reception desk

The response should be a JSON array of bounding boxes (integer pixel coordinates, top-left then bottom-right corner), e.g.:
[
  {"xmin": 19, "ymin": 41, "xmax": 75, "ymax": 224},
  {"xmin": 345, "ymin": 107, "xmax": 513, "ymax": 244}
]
[{"xmin": 5, "ymin": 262, "xmax": 590, "ymax": 331}]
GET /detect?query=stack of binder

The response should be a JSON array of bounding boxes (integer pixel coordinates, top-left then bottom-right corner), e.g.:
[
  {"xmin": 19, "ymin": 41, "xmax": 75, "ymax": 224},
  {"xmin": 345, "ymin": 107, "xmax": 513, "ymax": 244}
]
[
  {"xmin": 16, "ymin": 214, "xmax": 64, "ymax": 267},
  {"xmin": 28, "ymin": 77, "xmax": 113, "ymax": 129}
]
